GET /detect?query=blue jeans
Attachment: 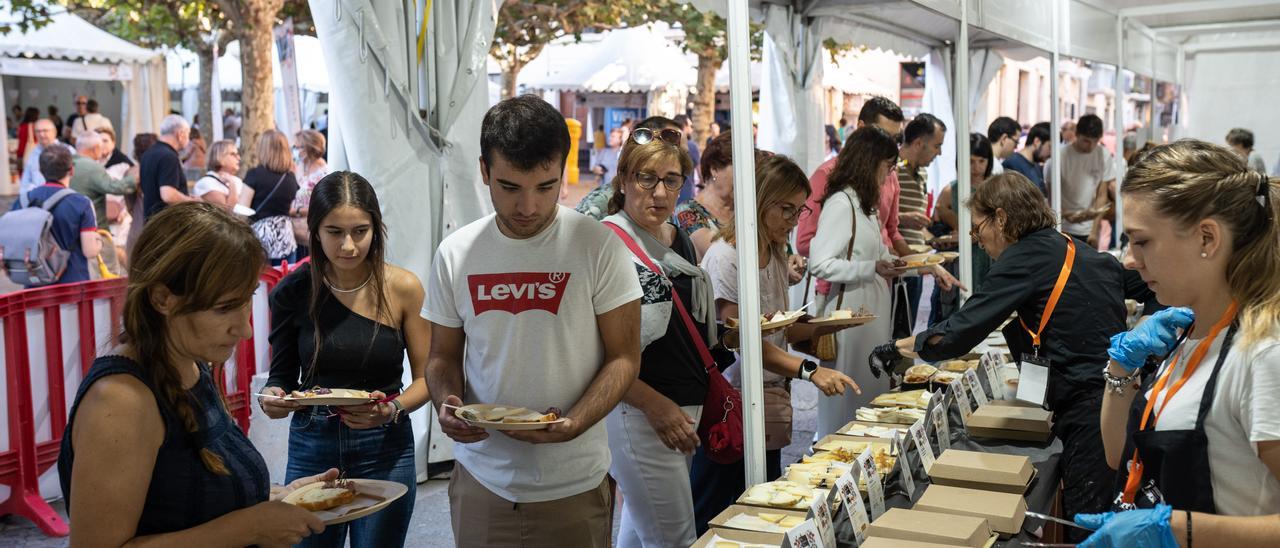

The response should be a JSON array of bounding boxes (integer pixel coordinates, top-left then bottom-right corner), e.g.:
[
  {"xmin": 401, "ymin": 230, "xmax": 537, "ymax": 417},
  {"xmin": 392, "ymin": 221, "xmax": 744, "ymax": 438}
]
[{"xmin": 286, "ymin": 409, "xmax": 416, "ymax": 548}]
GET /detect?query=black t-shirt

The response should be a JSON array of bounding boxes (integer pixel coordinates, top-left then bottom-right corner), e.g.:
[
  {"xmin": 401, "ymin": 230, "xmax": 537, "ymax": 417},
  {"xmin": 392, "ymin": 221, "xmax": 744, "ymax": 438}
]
[
  {"xmin": 265, "ymin": 265, "xmax": 406, "ymax": 393},
  {"xmin": 139, "ymin": 141, "xmax": 187, "ymax": 219},
  {"xmin": 915, "ymin": 228, "xmax": 1127, "ymax": 410},
  {"xmin": 636, "ymin": 227, "xmax": 710, "ymax": 407},
  {"xmin": 243, "ymin": 166, "xmax": 299, "ymax": 222}
]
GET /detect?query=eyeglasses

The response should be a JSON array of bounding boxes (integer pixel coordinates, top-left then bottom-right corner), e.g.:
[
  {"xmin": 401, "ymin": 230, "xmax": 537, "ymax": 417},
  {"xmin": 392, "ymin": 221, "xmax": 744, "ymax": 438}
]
[
  {"xmin": 633, "ymin": 171, "xmax": 685, "ymax": 191},
  {"xmin": 776, "ymin": 203, "xmax": 812, "ymax": 222},
  {"xmin": 75, "ymin": 101, "xmax": 87, "ymax": 105},
  {"xmin": 631, "ymin": 127, "xmax": 682, "ymax": 146},
  {"xmin": 970, "ymin": 216, "xmax": 992, "ymax": 239}
]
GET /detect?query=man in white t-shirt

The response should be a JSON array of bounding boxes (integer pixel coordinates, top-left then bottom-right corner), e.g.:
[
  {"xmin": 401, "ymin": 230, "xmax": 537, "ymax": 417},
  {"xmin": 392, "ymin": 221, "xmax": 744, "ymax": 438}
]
[
  {"xmin": 423, "ymin": 95, "xmax": 642, "ymax": 548},
  {"xmin": 987, "ymin": 116, "xmax": 1021, "ymax": 176},
  {"xmin": 1050, "ymin": 114, "xmax": 1117, "ymax": 240}
]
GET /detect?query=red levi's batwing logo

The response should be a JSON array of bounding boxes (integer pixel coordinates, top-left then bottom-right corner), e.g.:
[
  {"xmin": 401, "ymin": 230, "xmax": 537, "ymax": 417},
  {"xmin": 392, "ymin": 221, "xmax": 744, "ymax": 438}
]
[{"xmin": 468, "ymin": 272, "xmax": 571, "ymax": 315}]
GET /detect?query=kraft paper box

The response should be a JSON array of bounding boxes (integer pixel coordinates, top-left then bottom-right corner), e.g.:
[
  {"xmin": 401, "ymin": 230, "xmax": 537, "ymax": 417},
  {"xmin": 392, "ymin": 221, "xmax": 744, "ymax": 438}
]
[
  {"xmin": 693, "ymin": 526, "xmax": 786, "ymax": 547},
  {"xmin": 866, "ymin": 508, "xmax": 994, "ymax": 547},
  {"xmin": 862, "ymin": 538, "xmax": 975, "ymax": 548},
  {"xmin": 913, "ymin": 484, "xmax": 1028, "ymax": 536},
  {"xmin": 929, "ymin": 449, "xmax": 1035, "ymax": 494},
  {"xmin": 966, "ymin": 404, "xmax": 1052, "ymax": 443},
  {"xmin": 709, "ymin": 504, "xmax": 809, "ymax": 534}
]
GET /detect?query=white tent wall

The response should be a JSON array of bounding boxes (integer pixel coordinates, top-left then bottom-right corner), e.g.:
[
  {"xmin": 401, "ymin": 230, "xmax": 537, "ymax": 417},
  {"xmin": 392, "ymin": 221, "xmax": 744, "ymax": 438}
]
[
  {"xmin": 1185, "ymin": 50, "xmax": 1280, "ymax": 174},
  {"xmin": 757, "ymin": 4, "xmax": 827, "ymax": 175}
]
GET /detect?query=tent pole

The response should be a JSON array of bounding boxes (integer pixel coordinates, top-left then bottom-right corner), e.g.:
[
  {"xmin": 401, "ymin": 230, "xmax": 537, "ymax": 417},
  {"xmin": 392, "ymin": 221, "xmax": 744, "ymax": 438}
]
[
  {"xmin": 1114, "ymin": 15, "xmax": 1126, "ymax": 242},
  {"xmin": 1050, "ymin": 0, "xmax": 1063, "ymax": 223},
  {"xmin": 1149, "ymin": 34, "xmax": 1157, "ymax": 140},
  {"xmin": 956, "ymin": 0, "xmax": 972, "ymax": 300},
  {"xmin": 727, "ymin": 0, "xmax": 766, "ymax": 487}
]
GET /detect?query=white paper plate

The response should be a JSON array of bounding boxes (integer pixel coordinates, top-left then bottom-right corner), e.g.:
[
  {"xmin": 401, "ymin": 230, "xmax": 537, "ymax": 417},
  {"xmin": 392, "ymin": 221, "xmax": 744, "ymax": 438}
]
[
  {"xmin": 282, "ymin": 479, "xmax": 407, "ymax": 525},
  {"xmin": 284, "ymin": 388, "xmax": 378, "ymax": 406},
  {"xmin": 232, "ymin": 204, "xmax": 256, "ymax": 216},
  {"xmin": 454, "ymin": 403, "xmax": 565, "ymax": 430}
]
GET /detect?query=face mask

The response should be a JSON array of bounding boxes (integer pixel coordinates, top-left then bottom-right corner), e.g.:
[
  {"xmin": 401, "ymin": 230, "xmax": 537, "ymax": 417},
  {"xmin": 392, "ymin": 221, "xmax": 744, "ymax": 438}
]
[{"xmin": 292, "ymin": 148, "xmax": 302, "ymax": 166}]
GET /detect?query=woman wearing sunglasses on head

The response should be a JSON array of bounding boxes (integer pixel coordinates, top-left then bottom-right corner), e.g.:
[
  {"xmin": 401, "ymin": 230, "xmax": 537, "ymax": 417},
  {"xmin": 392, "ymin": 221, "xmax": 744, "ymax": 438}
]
[
  {"xmin": 598, "ymin": 119, "xmax": 713, "ymax": 548},
  {"xmin": 689, "ymin": 153, "xmax": 861, "ymax": 534},
  {"xmin": 876, "ymin": 171, "xmax": 1130, "ymax": 538},
  {"xmin": 1075, "ymin": 141, "xmax": 1280, "ymax": 548},
  {"xmin": 576, "ymin": 118, "xmax": 684, "ymax": 221}
]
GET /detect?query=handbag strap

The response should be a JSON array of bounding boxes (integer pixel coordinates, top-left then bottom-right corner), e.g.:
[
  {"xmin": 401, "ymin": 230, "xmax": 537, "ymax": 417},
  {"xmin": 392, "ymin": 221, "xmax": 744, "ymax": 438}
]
[
  {"xmin": 832, "ymin": 191, "xmax": 858, "ymax": 309},
  {"xmin": 255, "ymin": 171, "xmax": 289, "ymax": 209},
  {"xmin": 603, "ymin": 221, "xmax": 717, "ymax": 373}
]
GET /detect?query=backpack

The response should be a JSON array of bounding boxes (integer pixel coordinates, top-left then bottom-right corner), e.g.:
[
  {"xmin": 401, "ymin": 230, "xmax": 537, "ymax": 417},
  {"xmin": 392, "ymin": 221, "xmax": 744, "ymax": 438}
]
[{"xmin": 0, "ymin": 188, "xmax": 76, "ymax": 286}]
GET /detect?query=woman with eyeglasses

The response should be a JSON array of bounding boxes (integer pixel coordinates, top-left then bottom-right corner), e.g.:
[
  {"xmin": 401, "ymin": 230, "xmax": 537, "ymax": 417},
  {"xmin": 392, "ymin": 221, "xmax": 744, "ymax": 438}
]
[
  {"xmin": 1073, "ymin": 141, "xmax": 1280, "ymax": 548},
  {"xmin": 576, "ymin": 117, "xmax": 684, "ymax": 221},
  {"xmin": 599, "ymin": 123, "xmax": 713, "ymax": 548},
  {"xmin": 193, "ymin": 140, "xmax": 243, "ymax": 212},
  {"xmin": 691, "ymin": 153, "xmax": 861, "ymax": 535},
  {"xmin": 879, "ymin": 171, "xmax": 1131, "ymax": 537}
]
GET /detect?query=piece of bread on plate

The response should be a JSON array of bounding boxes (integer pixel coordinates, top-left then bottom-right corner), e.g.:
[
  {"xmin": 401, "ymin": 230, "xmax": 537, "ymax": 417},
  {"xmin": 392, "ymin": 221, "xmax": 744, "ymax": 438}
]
[{"xmin": 296, "ymin": 485, "xmax": 357, "ymax": 511}]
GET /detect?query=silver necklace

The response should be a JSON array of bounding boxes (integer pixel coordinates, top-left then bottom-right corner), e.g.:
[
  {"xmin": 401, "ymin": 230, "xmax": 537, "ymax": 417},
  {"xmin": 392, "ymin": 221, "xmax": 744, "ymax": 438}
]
[{"xmin": 325, "ymin": 271, "xmax": 374, "ymax": 294}]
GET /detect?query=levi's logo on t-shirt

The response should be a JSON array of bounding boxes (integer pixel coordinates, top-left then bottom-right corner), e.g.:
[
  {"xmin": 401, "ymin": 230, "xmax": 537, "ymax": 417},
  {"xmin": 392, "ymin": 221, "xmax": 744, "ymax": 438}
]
[{"xmin": 468, "ymin": 272, "xmax": 571, "ymax": 315}]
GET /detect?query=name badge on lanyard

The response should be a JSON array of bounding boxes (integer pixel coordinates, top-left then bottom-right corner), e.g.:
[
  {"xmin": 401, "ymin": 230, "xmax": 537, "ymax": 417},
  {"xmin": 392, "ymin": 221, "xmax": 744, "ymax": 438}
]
[{"xmin": 1016, "ymin": 235, "xmax": 1075, "ymax": 409}]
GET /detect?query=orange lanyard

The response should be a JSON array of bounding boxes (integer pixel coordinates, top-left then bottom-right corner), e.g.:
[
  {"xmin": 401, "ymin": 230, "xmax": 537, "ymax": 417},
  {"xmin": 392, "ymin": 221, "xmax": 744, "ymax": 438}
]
[
  {"xmin": 1120, "ymin": 301, "xmax": 1239, "ymax": 504},
  {"xmin": 1019, "ymin": 235, "xmax": 1076, "ymax": 353}
]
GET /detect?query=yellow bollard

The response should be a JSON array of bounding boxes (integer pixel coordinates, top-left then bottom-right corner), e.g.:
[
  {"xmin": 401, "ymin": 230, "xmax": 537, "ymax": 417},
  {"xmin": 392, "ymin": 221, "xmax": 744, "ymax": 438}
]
[{"xmin": 565, "ymin": 118, "xmax": 582, "ymax": 185}]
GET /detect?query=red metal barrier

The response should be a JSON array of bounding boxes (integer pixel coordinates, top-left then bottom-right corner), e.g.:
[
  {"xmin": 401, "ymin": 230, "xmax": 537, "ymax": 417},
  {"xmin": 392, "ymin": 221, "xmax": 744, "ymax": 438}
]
[{"xmin": 0, "ymin": 260, "xmax": 304, "ymax": 537}]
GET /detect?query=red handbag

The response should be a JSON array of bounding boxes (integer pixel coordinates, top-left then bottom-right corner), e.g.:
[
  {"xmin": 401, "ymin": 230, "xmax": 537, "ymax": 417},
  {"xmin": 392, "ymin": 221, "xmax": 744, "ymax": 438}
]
[{"xmin": 603, "ymin": 222, "xmax": 744, "ymax": 463}]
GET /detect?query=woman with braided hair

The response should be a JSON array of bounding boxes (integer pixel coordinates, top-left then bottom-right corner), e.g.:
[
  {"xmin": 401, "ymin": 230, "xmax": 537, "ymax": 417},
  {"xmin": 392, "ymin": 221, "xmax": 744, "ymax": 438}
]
[
  {"xmin": 58, "ymin": 202, "xmax": 334, "ymax": 547},
  {"xmin": 1077, "ymin": 140, "xmax": 1280, "ymax": 547}
]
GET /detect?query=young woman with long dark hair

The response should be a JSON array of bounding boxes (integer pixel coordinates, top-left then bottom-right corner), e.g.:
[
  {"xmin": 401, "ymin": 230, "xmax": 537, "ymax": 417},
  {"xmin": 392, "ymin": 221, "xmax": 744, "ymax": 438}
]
[{"xmin": 259, "ymin": 171, "xmax": 431, "ymax": 547}]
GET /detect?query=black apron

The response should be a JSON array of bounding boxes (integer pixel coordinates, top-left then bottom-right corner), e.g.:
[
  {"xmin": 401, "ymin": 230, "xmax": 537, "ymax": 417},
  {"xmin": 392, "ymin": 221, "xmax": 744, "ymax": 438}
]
[{"xmin": 1112, "ymin": 322, "xmax": 1238, "ymax": 513}]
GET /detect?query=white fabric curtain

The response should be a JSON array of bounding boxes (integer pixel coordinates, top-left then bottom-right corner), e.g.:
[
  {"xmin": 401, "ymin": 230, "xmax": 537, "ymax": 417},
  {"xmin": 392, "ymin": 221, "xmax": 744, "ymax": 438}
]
[
  {"xmin": 756, "ymin": 3, "xmax": 826, "ymax": 175},
  {"xmin": 924, "ymin": 48, "xmax": 957, "ymax": 196},
  {"xmin": 121, "ymin": 60, "xmax": 168, "ymax": 156}
]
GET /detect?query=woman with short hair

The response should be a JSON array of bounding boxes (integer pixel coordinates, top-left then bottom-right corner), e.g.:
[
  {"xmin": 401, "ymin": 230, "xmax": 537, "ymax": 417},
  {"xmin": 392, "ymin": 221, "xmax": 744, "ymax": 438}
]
[
  {"xmin": 883, "ymin": 171, "xmax": 1130, "ymax": 537},
  {"xmin": 193, "ymin": 140, "xmax": 243, "ymax": 212}
]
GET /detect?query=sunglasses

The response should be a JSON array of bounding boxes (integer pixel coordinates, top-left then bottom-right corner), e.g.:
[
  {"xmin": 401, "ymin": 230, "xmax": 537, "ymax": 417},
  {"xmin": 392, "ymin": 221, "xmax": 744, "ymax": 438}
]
[
  {"xmin": 631, "ymin": 127, "xmax": 682, "ymax": 146},
  {"xmin": 633, "ymin": 171, "xmax": 685, "ymax": 191}
]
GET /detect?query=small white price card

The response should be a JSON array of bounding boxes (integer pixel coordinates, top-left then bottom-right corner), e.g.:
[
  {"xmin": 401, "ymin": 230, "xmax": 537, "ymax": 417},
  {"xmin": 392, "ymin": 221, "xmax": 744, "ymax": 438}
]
[
  {"xmin": 894, "ymin": 431, "xmax": 916, "ymax": 499},
  {"xmin": 807, "ymin": 489, "xmax": 837, "ymax": 548},
  {"xmin": 783, "ymin": 518, "xmax": 825, "ymax": 548},
  {"xmin": 835, "ymin": 469, "xmax": 871, "ymax": 545},
  {"xmin": 950, "ymin": 378, "xmax": 973, "ymax": 426},
  {"xmin": 856, "ymin": 447, "xmax": 886, "ymax": 520},
  {"xmin": 909, "ymin": 418, "xmax": 935, "ymax": 474},
  {"xmin": 929, "ymin": 395, "xmax": 952, "ymax": 451},
  {"xmin": 981, "ymin": 352, "xmax": 1004, "ymax": 400},
  {"xmin": 965, "ymin": 369, "xmax": 990, "ymax": 406}
]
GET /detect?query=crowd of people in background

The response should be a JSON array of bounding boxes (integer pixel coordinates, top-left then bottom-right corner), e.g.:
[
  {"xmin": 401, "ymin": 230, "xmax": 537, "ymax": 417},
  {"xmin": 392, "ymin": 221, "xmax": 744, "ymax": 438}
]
[{"xmin": 4, "ymin": 85, "xmax": 1280, "ymax": 548}]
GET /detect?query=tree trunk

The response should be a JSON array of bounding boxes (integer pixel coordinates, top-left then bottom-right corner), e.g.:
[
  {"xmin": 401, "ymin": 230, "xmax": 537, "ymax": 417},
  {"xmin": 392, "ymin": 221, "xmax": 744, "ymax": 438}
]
[
  {"xmin": 196, "ymin": 43, "xmax": 215, "ymax": 144},
  {"xmin": 236, "ymin": 0, "xmax": 282, "ymax": 173},
  {"xmin": 502, "ymin": 58, "xmax": 522, "ymax": 101},
  {"xmin": 691, "ymin": 50, "xmax": 723, "ymax": 146}
]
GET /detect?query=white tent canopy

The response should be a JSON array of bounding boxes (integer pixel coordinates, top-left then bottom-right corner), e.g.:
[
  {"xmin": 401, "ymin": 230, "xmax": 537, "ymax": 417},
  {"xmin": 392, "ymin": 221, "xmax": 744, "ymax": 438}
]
[{"xmin": 0, "ymin": 10, "xmax": 166, "ymax": 194}]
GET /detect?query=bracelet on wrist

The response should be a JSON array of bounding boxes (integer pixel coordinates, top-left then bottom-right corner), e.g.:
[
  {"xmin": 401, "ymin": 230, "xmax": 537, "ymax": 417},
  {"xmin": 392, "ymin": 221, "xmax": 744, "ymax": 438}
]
[{"xmin": 1102, "ymin": 366, "xmax": 1141, "ymax": 395}]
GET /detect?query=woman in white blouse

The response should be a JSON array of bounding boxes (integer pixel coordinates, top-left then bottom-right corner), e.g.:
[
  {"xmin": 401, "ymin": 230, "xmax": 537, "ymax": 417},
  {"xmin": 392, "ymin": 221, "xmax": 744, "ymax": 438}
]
[
  {"xmin": 809, "ymin": 126, "xmax": 955, "ymax": 437},
  {"xmin": 193, "ymin": 140, "xmax": 242, "ymax": 212}
]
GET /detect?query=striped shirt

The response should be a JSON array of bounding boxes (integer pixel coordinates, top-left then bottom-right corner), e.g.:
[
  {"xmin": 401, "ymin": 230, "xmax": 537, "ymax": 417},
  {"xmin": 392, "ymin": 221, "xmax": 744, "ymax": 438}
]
[{"xmin": 897, "ymin": 162, "xmax": 929, "ymax": 245}]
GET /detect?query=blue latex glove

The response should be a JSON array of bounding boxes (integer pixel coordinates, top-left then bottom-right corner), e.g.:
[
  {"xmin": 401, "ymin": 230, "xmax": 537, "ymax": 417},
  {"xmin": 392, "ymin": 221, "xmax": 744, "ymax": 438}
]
[
  {"xmin": 1074, "ymin": 504, "xmax": 1179, "ymax": 548},
  {"xmin": 1108, "ymin": 307, "xmax": 1195, "ymax": 372}
]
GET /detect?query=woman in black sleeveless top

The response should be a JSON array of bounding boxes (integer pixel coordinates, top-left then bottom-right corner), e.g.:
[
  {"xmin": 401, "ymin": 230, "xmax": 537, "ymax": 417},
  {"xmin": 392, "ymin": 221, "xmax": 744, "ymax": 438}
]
[
  {"xmin": 260, "ymin": 172, "xmax": 432, "ymax": 548},
  {"xmin": 58, "ymin": 202, "xmax": 330, "ymax": 546}
]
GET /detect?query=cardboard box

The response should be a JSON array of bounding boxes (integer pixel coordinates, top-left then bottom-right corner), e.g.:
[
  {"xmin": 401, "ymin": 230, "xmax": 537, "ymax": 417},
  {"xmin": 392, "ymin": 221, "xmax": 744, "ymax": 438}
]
[
  {"xmin": 692, "ymin": 527, "xmax": 786, "ymax": 547},
  {"xmin": 709, "ymin": 504, "xmax": 809, "ymax": 534},
  {"xmin": 866, "ymin": 508, "xmax": 995, "ymax": 547},
  {"xmin": 929, "ymin": 449, "xmax": 1035, "ymax": 494},
  {"xmin": 862, "ymin": 538, "xmax": 973, "ymax": 548},
  {"xmin": 913, "ymin": 484, "xmax": 1028, "ymax": 536},
  {"xmin": 966, "ymin": 403, "xmax": 1053, "ymax": 443}
]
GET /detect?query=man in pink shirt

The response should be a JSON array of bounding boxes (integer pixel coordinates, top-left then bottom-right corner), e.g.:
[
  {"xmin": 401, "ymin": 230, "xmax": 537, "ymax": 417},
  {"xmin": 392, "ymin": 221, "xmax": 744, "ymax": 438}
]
[{"xmin": 797, "ymin": 97, "xmax": 927, "ymax": 295}]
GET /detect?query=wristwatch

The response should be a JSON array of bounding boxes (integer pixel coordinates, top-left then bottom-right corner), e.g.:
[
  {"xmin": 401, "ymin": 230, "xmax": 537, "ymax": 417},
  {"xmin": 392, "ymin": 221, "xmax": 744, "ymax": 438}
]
[{"xmin": 798, "ymin": 359, "xmax": 819, "ymax": 381}]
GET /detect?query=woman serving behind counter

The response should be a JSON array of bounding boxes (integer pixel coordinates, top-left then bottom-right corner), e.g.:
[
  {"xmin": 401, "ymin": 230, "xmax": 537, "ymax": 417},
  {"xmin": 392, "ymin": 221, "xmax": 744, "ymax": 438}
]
[
  {"xmin": 1072, "ymin": 140, "xmax": 1280, "ymax": 548},
  {"xmin": 880, "ymin": 171, "xmax": 1130, "ymax": 537}
]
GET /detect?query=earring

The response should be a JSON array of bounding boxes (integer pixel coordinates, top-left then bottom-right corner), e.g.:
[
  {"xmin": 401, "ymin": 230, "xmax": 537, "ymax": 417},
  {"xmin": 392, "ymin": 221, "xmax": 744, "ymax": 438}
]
[{"xmin": 1201, "ymin": 252, "xmax": 1208, "ymax": 258}]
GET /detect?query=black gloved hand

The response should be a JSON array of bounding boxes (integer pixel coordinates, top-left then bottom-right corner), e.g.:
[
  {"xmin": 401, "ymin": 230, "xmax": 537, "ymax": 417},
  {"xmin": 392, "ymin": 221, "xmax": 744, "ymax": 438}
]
[{"xmin": 868, "ymin": 342, "xmax": 904, "ymax": 379}]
